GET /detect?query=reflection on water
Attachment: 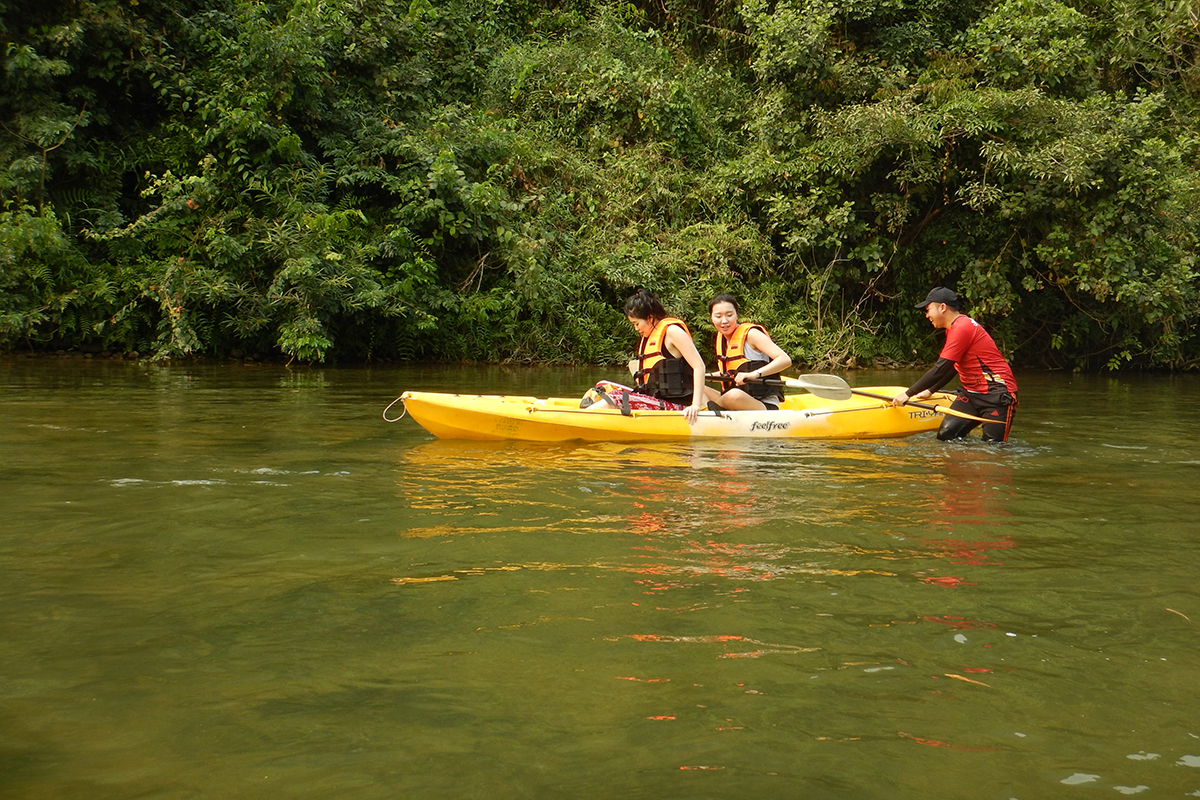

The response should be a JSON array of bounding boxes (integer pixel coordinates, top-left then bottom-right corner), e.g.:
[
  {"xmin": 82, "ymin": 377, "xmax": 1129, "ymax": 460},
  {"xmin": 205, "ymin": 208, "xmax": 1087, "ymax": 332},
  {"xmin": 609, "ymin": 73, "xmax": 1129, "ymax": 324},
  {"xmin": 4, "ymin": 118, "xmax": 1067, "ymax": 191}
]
[{"xmin": 2, "ymin": 360, "xmax": 1200, "ymax": 798}]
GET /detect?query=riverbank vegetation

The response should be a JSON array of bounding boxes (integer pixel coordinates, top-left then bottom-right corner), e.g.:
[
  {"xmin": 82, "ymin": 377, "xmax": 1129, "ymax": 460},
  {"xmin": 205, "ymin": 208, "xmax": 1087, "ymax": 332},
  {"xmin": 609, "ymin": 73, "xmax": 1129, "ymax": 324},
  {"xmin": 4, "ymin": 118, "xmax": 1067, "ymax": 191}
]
[{"xmin": 3, "ymin": 0, "xmax": 1198, "ymax": 369}]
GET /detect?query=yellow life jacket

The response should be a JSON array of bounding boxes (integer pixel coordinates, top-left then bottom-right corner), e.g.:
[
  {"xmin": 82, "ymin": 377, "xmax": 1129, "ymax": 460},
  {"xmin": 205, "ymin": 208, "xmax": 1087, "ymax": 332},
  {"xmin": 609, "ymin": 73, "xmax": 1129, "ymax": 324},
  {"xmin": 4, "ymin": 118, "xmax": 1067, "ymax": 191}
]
[{"xmin": 715, "ymin": 322, "xmax": 768, "ymax": 392}]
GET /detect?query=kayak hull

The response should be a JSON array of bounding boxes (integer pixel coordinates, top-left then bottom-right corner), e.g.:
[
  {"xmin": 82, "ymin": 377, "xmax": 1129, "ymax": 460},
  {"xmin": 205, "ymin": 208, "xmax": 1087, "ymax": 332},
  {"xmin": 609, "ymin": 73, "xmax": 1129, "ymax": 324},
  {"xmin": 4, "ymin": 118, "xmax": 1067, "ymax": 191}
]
[{"xmin": 397, "ymin": 387, "xmax": 948, "ymax": 442}]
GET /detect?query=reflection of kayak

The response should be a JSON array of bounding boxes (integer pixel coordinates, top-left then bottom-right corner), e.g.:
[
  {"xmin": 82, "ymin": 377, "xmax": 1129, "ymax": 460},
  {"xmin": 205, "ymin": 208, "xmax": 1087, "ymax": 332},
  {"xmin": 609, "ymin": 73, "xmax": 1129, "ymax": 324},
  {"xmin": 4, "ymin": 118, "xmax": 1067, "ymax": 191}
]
[
  {"xmin": 396, "ymin": 387, "xmax": 949, "ymax": 442},
  {"xmin": 399, "ymin": 438, "xmax": 703, "ymax": 470}
]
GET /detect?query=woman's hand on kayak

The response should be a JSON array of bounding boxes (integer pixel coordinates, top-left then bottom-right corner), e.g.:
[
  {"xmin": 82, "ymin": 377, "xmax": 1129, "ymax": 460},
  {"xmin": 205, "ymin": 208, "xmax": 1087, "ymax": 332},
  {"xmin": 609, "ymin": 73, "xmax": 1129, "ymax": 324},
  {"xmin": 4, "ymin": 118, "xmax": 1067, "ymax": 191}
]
[{"xmin": 685, "ymin": 403, "xmax": 703, "ymax": 424}]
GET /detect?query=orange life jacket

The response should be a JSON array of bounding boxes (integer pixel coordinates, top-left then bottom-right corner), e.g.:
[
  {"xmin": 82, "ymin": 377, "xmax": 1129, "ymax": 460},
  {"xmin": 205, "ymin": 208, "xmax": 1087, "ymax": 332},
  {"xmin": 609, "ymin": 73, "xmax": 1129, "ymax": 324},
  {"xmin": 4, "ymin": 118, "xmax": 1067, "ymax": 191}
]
[
  {"xmin": 634, "ymin": 317, "xmax": 695, "ymax": 400},
  {"xmin": 715, "ymin": 322, "xmax": 768, "ymax": 392}
]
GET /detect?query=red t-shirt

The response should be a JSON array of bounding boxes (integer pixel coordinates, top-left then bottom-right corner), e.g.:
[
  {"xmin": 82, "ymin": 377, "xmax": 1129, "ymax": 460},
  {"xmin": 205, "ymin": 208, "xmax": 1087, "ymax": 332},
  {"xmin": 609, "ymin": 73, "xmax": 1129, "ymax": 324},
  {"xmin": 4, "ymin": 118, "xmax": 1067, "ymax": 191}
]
[{"xmin": 940, "ymin": 316, "xmax": 1018, "ymax": 394}]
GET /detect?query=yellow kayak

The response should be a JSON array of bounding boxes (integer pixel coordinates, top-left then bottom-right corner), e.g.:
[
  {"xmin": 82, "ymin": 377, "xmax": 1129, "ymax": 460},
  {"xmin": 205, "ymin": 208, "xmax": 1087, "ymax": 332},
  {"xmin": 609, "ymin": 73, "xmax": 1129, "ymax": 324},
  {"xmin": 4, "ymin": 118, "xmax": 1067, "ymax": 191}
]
[{"xmin": 394, "ymin": 386, "xmax": 950, "ymax": 442}]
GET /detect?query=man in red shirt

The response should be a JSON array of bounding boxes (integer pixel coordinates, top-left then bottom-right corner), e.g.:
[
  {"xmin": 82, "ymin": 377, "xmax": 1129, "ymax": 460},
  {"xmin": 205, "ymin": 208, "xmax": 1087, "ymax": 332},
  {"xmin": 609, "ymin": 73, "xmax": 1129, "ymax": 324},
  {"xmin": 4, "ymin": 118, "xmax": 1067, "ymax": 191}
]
[{"xmin": 892, "ymin": 287, "xmax": 1019, "ymax": 442}]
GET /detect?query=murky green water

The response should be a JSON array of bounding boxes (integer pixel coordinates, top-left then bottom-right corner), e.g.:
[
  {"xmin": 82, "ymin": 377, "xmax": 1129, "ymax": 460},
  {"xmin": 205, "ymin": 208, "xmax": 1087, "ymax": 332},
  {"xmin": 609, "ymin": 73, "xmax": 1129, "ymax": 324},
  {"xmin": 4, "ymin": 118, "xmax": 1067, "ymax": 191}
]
[{"xmin": 3, "ymin": 358, "xmax": 1200, "ymax": 799}]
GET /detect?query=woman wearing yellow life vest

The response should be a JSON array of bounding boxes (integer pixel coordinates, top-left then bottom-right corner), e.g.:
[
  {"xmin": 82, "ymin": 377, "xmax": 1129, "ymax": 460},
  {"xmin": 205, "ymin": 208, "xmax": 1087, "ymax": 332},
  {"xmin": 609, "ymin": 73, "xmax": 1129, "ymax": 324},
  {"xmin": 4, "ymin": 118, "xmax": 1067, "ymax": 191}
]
[
  {"xmin": 623, "ymin": 289, "xmax": 708, "ymax": 424},
  {"xmin": 707, "ymin": 294, "xmax": 793, "ymax": 411}
]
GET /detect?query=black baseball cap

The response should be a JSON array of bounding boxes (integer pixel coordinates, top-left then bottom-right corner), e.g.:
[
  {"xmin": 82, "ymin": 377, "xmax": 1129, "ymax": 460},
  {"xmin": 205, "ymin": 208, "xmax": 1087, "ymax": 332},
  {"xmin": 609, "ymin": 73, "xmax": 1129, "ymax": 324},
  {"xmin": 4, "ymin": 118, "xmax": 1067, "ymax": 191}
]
[{"xmin": 915, "ymin": 287, "xmax": 960, "ymax": 309}]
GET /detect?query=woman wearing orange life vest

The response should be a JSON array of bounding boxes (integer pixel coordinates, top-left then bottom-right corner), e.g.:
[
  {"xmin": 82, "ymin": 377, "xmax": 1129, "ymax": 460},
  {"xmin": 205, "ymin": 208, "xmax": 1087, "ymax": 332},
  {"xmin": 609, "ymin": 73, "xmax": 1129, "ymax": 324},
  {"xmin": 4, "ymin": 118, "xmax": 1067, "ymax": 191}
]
[
  {"xmin": 623, "ymin": 289, "xmax": 708, "ymax": 424},
  {"xmin": 707, "ymin": 294, "xmax": 793, "ymax": 411}
]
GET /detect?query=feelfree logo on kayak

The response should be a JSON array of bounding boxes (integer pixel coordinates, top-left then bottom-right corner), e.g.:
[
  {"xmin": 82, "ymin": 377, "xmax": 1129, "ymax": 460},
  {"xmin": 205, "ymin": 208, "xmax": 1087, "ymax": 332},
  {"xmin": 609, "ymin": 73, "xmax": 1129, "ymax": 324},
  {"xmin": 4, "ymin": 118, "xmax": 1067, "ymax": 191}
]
[{"xmin": 749, "ymin": 420, "xmax": 791, "ymax": 432}]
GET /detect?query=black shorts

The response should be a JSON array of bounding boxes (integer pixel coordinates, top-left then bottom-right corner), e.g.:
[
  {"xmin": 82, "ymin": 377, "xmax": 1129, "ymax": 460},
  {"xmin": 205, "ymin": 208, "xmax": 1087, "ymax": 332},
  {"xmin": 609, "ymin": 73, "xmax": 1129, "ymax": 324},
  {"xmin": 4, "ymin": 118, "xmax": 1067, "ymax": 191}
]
[{"xmin": 937, "ymin": 389, "xmax": 1018, "ymax": 443}]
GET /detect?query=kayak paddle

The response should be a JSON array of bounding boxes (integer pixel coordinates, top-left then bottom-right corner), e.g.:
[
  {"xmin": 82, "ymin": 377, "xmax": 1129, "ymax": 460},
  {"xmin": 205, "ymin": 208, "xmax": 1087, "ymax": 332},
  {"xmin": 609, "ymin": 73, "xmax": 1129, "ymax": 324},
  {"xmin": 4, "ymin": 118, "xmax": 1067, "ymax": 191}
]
[
  {"xmin": 844, "ymin": 387, "xmax": 991, "ymax": 425},
  {"xmin": 707, "ymin": 372, "xmax": 852, "ymax": 401},
  {"xmin": 730, "ymin": 373, "xmax": 991, "ymax": 425}
]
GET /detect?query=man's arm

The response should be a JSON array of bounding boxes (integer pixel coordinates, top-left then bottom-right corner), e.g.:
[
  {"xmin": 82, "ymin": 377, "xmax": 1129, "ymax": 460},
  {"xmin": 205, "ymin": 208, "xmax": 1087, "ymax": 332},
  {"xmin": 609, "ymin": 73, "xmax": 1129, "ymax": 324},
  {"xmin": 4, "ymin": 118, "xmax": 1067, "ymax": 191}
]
[
  {"xmin": 892, "ymin": 358, "xmax": 956, "ymax": 406},
  {"xmin": 906, "ymin": 358, "xmax": 956, "ymax": 396}
]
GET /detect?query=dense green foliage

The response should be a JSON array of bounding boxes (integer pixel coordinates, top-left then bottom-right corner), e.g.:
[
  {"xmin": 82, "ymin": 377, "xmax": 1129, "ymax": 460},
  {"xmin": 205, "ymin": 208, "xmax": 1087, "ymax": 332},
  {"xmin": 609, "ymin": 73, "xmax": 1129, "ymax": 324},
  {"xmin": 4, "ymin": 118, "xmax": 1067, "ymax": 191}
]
[{"xmin": 2, "ymin": 0, "xmax": 1198, "ymax": 368}]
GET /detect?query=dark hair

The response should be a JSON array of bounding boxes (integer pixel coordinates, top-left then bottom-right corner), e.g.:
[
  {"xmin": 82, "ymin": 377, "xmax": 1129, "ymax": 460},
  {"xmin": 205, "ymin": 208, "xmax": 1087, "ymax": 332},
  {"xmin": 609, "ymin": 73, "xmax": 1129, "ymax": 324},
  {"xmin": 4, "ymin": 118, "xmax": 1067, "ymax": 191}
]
[
  {"xmin": 624, "ymin": 289, "xmax": 668, "ymax": 321},
  {"xmin": 708, "ymin": 294, "xmax": 739, "ymax": 313}
]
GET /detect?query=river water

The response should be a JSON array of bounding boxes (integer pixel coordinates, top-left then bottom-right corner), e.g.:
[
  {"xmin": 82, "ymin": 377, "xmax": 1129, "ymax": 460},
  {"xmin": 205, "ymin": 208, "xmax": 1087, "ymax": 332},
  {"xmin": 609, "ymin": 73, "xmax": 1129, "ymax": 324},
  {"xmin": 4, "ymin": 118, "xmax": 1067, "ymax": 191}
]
[{"xmin": 3, "ymin": 358, "xmax": 1199, "ymax": 799}]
